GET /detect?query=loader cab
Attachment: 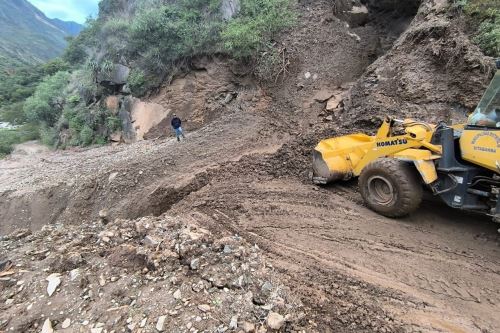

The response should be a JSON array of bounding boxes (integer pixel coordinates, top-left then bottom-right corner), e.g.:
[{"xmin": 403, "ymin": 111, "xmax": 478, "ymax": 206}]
[{"xmin": 461, "ymin": 69, "xmax": 500, "ymax": 172}]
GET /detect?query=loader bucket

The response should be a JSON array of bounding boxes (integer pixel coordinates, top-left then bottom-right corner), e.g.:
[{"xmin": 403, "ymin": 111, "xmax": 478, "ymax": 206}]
[{"xmin": 312, "ymin": 133, "xmax": 374, "ymax": 184}]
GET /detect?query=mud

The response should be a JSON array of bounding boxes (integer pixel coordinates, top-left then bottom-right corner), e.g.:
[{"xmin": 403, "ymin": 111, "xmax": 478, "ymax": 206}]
[{"xmin": 1, "ymin": 0, "xmax": 499, "ymax": 332}]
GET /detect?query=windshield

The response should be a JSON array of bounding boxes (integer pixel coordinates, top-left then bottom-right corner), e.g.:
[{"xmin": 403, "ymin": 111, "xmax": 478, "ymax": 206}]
[{"xmin": 468, "ymin": 71, "xmax": 500, "ymax": 128}]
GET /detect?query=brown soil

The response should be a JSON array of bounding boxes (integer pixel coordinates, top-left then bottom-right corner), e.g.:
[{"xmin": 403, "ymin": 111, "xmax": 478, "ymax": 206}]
[{"xmin": 1, "ymin": 1, "xmax": 499, "ymax": 332}]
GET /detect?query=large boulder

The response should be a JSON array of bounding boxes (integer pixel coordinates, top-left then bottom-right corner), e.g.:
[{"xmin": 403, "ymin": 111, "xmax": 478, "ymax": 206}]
[{"xmin": 221, "ymin": 0, "xmax": 240, "ymax": 20}]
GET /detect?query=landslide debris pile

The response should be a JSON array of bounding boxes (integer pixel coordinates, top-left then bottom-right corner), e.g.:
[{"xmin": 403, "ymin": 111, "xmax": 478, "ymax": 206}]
[{"xmin": 0, "ymin": 216, "xmax": 310, "ymax": 332}]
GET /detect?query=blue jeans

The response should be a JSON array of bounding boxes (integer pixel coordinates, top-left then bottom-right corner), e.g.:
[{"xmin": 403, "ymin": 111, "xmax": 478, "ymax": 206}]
[{"xmin": 174, "ymin": 127, "xmax": 185, "ymax": 140}]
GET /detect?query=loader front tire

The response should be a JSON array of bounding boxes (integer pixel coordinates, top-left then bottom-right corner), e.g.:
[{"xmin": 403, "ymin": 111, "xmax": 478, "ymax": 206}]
[{"xmin": 359, "ymin": 158, "xmax": 423, "ymax": 218}]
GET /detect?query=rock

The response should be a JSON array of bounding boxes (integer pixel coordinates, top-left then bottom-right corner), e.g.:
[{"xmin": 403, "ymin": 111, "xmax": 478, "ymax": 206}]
[
  {"xmin": 313, "ymin": 90, "xmax": 334, "ymax": 103},
  {"xmin": 69, "ymin": 269, "xmax": 80, "ymax": 281},
  {"xmin": 98, "ymin": 64, "xmax": 130, "ymax": 85},
  {"xmin": 61, "ymin": 318, "xmax": 71, "ymax": 329},
  {"xmin": 190, "ymin": 258, "xmax": 200, "ymax": 270},
  {"xmin": 105, "ymin": 96, "xmax": 120, "ymax": 113},
  {"xmin": 143, "ymin": 235, "xmax": 160, "ymax": 248},
  {"xmin": 140, "ymin": 318, "xmax": 147, "ymax": 328},
  {"xmin": 99, "ymin": 274, "xmax": 106, "ymax": 287},
  {"xmin": 173, "ymin": 289, "xmax": 182, "ymax": 300},
  {"xmin": 198, "ymin": 304, "xmax": 211, "ymax": 313},
  {"xmin": 108, "ymin": 245, "xmax": 148, "ymax": 269},
  {"xmin": 110, "ymin": 132, "xmax": 122, "ymax": 143},
  {"xmin": 156, "ymin": 315, "xmax": 167, "ymax": 331},
  {"xmin": 229, "ymin": 316, "xmax": 238, "ymax": 330},
  {"xmin": 242, "ymin": 322, "xmax": 255, "ymax": 333},
  {"xmin": 221, "ymin": 0, "xmax": 241, "ymax": 20},
  {"xmin": 348, "ymin": 5, "xmax": 369, "ymax": 27},
  {"xmin": 261, "ymin": 281, "xmax": 273, "ymax": 293},
  {"xmin": 99, "ymin": 209, "xmax": 108, "ymax": 219},
  {"xmin": 223, "ymin": 92, "xmax": 237, "ymax": 104},
  {"xmin": 46, "ymin": 273, "xmax": 61, "ymax": 297},
  {"xmin": 108, "ymin": 172, "xmax": 119, "ymax": 184},
  {"xmin": 326, "ymin": 96, "xmax": 343, "ymax": 111},
  {"xmin": 223, "ymin": 245, "xmax": 232, "ymax": 254},
  {"xmin": 266, "ymin": 312, "xmax": 285, "ymax": 330},
  {"xmin": 90, "ymin": 328, "xmax": 103, "ymax": 333},
  {"xmin": 325, "ymin": 115, "xmax": 334, "ymax": 122},
  {"xmin": 5, "ymin": 298, "xmax": 13, "ymax": 305},
  {"xmin": 41, "ymin": 319, "xmax": 54, "ymax": 333},
  {"xmin": 304, "ymin": 72, "xmax": 311, "ymax": 79}
]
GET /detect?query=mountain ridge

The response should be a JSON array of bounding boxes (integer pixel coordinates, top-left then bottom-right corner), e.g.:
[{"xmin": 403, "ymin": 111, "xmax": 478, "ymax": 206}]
[{"xmin": 0, "ymin": 0, "xmax": 83, "ymax": 69}]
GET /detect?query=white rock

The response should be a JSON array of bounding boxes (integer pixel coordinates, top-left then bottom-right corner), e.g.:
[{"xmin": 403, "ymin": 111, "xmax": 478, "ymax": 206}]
[
  {"xmin": 229, "ymin": 316, "xmax": 238, "ymax": 329},
  {"xmin": 46, "ymin": 274, "xmax": 61, "ymax": 297},
  {"xmin": 140, "ymin": 318, "xmax": 147, "ymax": 328},
  {"xmin": 173, "ymin": 289, "xmax": 182, "ymax": 300},
  {"xmin": 266, "ymin": 312, "xmax": 285, "ymax": 330},
  {"xmin": 304, "ymin": 72, "xmax": 311, "ymax": 79},
  {"xmin": 69, "ymin": 269, "xmax": 80, "ymax": 281},
  {"xmin": 190, "ymin": 258, "xmax": 200, "ymax": 270},
  {"xmin": 156, "ymin": 315, "xmax": 167, "ymax": 331},
  {"xmin": 108, "ymin": 172, "xmax": 119, "ymax": 183},
  {"xmin": 90, "ymin": 328, "xmax": 103, "ymax": 333},
  {"xmin": 40, "ymin": 319, "xmax": 54, "ymax": 333},
  {"xmin": 61, "ymin": 318, "xmax": 71, "ymax": 329},
  {"xmin": 99, "ymin": 274, "xmax": 106, "ymax": 287},
  {"xmin": 198, "ymin": 304, "xmax": 211, "ymax": 313},
  {"xmin": 5, "ymin": 299, "xmax": 14, "ymax": 305},
  {"xmin": 326, "ymin": 95, "xmax": 343, "ymax": 111}
]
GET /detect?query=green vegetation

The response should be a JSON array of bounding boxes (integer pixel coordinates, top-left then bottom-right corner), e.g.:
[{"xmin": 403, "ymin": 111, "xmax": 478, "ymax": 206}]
[
  {"xmin": 222, "ymin": 0, "xmax": 295, "ymax": 58},
  {"xmin": 456, "ymin": 0, "xmax": 500, "ymax": 56},
  {"xmin": 0, "ymin": 0, "xmax": 82, "ymax": 71},
  {"xmin": 0, "ymin": 124, "xmax": 39, "ymax": 157},
  {"xmin": 1, "ymin": 0, "xmax": 296, "ymax": 157}
]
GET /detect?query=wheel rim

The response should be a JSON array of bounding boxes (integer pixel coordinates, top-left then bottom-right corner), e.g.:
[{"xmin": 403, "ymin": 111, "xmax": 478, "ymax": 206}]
[{"xmin": 367, "ymin": 175, "xmax": 395, "ymax": 206}]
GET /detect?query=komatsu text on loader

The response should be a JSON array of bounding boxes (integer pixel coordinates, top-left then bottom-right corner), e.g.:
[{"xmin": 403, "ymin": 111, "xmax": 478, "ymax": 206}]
[{"xmin": 313, "ymin": 61, "xmax": 500, "ymax": 222}]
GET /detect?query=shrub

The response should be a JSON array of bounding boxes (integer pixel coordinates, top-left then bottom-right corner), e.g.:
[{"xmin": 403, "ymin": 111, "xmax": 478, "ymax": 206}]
[
  {"xmin": 39, "ymin": 124, "xmax": 58, "ymax": 147},
  {"xmin": 222, "ymin": 0, "xmax": 296, "ymax": 58},
  {"xmin": 127, "ymin": 68, "xmax": 147, "ymax": 96},
  {"xmin": 462, "ymin": 0, "xmax": 500, "ymax": 56},
  {"xmin": 0, "ymin": 124, "xmax": 39, "ymax": 156},
  {"xmin": 23, "ymin": 71, "xmax": 70, "ymax": 126},
  {"xmin": 106, "ymin": 115, "xmax": 122, "ymax": 132},
  {"xmin": 79, "ymin": 125, "xmax": 94, "ymax": 146},
  {"xmin": 0, "ymin": 129, "xmax": 20, "ymax": 157}
]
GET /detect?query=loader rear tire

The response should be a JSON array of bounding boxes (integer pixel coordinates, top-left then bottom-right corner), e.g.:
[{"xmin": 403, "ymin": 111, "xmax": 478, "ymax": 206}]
[{"xmin": 359, "ymin": 158, "xmax": 423, "ymax": 218}]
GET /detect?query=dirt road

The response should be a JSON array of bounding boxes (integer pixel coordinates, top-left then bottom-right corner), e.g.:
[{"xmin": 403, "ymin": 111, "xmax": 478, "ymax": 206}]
[
  {"xmin": 3, "ymin": 109, "xmax": 498, "ymax": 332},
  {"xmin": 171, "ymin": 170, "xmax": 500, "ymax": 332},
  {"xmin": 1, "ymin": 0, "xmax": 499, "ymax": 331}
]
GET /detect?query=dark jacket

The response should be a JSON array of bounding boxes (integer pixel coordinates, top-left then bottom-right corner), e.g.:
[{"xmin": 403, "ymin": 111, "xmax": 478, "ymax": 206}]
[{"xmin": 171, "ymin": 117, "xmax": 182, "ymax": 129}]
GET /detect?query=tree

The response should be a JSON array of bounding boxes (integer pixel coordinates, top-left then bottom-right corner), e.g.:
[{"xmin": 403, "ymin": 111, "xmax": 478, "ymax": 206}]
[{"xmin": 23, "ymin": 71, "xmax": 70, "ymax": 126}]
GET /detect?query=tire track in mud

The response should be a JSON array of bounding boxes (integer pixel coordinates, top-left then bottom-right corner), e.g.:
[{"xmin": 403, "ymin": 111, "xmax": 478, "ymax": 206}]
[{"xmin": 165, "ymin": 158, "xmax": 500, "ymax": 333}]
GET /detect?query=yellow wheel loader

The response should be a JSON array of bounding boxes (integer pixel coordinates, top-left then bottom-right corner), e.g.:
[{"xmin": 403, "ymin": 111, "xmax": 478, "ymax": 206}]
[{"xmin": 313, "ymin": 61, "xmax": 500, "ymax": 221}]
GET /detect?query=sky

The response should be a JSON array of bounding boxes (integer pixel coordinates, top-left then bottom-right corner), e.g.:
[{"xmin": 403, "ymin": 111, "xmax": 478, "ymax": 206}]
[{"xmin": 29, "ymin": 0, "xmax": 100, "ymax": 24}]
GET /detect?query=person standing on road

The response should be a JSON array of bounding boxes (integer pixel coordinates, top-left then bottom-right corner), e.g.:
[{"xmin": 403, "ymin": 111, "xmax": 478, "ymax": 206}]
[{"xmin": 171, "ymin": 114, "xmax": 186, "ymax": 142}]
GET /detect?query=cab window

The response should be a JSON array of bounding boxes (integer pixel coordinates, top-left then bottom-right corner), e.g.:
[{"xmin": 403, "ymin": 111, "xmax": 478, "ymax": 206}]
[{"xmin": 468, "ymin": 72, "xmax": 500, "ymax": 128}]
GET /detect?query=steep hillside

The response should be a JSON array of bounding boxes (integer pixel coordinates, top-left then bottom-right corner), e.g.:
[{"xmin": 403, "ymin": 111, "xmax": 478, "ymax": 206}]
[{"xmin": 0, "ymin": 0, "xmax": 82, "ymax": 70}]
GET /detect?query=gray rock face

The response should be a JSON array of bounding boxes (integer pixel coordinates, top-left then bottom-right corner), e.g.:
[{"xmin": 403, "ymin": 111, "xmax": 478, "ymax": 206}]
[
  {"xmin": 98, "ymin": 64, "xmax": 130, "ymax": 85},
  {"xmin": 221, "ymin": 0, "xmax": 240, "ymax": 20}
]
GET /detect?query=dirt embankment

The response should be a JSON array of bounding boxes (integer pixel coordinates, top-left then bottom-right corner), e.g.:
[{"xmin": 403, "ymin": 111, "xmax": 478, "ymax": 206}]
[
  {"xmin": 342, "ymin": 0, "xmax": 495, "ymax": 129},
  {"xmin": 1, "ymin": 1, "xmax": 499, "ymax": 333}
]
